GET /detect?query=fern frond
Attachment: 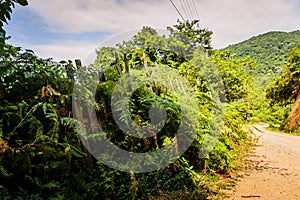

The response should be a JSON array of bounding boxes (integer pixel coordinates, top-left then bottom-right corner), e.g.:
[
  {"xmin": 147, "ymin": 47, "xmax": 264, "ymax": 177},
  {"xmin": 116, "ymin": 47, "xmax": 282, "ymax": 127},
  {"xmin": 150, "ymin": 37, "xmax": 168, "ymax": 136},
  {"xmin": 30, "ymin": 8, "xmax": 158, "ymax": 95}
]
[{"xmin": 0, "ymin": 165, "xmax": 9, "ymax": 177}]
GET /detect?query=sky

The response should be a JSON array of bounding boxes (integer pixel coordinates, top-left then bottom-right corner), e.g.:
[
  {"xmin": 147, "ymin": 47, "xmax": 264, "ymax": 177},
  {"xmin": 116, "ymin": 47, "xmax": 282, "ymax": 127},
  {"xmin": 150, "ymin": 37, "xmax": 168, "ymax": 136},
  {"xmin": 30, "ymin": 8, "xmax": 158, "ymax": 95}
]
[{"xmin": 4, "ymin": 0, "xmax": 300, "ymax": 62}]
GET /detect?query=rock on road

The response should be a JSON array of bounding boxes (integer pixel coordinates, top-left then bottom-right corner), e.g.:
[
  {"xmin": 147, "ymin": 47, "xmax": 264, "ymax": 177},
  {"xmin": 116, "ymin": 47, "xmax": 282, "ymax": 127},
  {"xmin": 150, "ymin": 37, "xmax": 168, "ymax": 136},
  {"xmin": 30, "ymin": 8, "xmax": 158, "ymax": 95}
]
[{"xmin": 227, "ymin": 124, "xmax": 300, "ymax": 200}]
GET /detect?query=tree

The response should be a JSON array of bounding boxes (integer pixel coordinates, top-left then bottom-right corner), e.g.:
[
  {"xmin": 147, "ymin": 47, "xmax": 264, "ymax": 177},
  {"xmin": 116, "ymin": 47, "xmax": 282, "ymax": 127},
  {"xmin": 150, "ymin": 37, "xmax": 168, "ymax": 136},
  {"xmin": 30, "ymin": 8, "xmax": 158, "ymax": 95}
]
[
  {"xmin": 0, "ymin": 0, "xmax": 28, "ymax": 99},
  {"xmin": 167, "ymin": 19, "xmax": 213, "ymax": 50},
  {"xmin": 0, "ymin": 0, "xmax": 28, "ymax": 44},
  {"xmin": 0, "ymin": 18, "xmax": 251, "ymax": 198},
  {"xmin": 211, "ymin": 50, "xmax": 255, "ymax": 102},
  {"xmin": 267, "ymin": 48, "xmax": 300, "ymax": 130},
  {"xmin": 267, "ymin": 48, "xmax": 300, "ymax": 105}
]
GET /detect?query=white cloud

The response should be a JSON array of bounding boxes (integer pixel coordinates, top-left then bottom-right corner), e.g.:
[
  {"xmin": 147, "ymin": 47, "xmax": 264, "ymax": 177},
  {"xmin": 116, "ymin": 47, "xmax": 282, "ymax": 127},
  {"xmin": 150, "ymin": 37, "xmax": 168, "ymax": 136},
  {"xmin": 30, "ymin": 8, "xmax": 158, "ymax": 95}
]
[
  {"xmin": 23, "ymin": 0, "xmax": 300, "ymax": 60},
  {"xmin": 28, "ymin": 41, "xmax": 98, "ymax": 63},
  {"xmin": 195, "ymin": 0, "xmax": 300, "ymax": 47},
  {"xmin": 28, "ymin": 0, "xmax": 177, "ymax": 33},
  {"xmin": 18, "ymin": 29, "xmax": 170, "ymax": 63}
]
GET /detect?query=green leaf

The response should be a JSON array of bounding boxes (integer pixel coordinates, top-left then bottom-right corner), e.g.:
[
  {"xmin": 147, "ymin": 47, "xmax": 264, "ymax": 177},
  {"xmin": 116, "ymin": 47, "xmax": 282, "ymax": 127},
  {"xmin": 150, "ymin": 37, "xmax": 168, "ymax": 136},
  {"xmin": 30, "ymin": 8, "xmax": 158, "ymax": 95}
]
[
  {"xmin": 14, "ymin": 0, "xmax": 28, "ymax": 6},
  {"xmin": 70, "ymin": 149, "xmax": 85, "ymax": 158},
  {"xmin": 42, "ymin": 102, "xmax": 47, "ymax": 115},
  {"xmin": 0, "ymin": 165, "xmax": 9, "ymax": 177},
  {"xmin": 9, "ymin": 105, "xmax": 18, "ymax": 110},
  {"xmin": 24, "ymin": 71, "xmax": 31, "ymax": 78},
  {"xmin": 162, "ymin": 137, "xmax": 172, "ymax": 146}
]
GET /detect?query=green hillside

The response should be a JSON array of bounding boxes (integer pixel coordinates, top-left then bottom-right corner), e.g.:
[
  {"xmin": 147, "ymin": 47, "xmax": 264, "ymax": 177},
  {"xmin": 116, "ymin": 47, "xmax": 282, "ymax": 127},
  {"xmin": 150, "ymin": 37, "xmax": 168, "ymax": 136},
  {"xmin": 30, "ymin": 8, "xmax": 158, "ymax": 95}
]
[{"xmin": 225, "ymin": 30, "xmax": 300, "ymax": 75}]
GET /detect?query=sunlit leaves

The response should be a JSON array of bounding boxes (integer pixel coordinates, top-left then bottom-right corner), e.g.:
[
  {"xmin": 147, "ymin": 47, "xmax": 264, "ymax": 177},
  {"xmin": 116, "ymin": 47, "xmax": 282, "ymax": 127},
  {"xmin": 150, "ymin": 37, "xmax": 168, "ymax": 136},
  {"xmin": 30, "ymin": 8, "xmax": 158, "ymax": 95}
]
[
  {"xmin": 211, "ymin": 50, "xmax": 255, "ymax": 102},
  {"xmin": 267, "ymin": 48, "xmax": 300, "ymax": 105}
]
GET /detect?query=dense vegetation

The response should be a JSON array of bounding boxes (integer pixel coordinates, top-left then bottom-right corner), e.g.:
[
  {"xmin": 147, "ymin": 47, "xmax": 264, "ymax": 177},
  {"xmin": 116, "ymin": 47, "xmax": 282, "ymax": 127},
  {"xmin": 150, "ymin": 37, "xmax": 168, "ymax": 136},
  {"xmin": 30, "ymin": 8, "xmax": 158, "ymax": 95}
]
[
  {"xmin": 0, "ymin": 4, "xmax": 255, "ymax": 198},
  {"xmin": 266, "ymin": 47, "xmax": 300, "ymax": 133},
  {"xmin": 6, "ymin": 1, "xmax": 300, "ymax": 199},
  {"xmin": 223, "ymin": 30, "xmax": 300, "ymax": 130},
  {"xmin": 0, "ymin": 0, "xmax": 28, "ymax": 44},
  {"xmin": 225, "ymin": 31, "xmax": 300, "ymax": 76}
]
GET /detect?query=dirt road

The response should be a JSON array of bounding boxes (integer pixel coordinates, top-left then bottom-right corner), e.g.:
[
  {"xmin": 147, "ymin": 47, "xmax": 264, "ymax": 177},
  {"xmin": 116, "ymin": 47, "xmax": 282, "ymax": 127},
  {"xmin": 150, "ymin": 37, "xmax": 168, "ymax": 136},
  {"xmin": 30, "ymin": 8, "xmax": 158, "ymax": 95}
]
[{"xmin": 227, "ymin": 124, "xmax": 300, "ymax": 200}]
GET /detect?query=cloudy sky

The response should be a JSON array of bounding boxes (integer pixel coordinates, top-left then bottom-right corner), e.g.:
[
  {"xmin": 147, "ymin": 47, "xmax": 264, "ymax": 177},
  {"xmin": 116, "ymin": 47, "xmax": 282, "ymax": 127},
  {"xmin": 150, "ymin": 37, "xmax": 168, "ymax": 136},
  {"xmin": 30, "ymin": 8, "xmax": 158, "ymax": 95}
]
[{"xmin": 5, "ymin": 0, "xmax": 300, "ymax": 62}]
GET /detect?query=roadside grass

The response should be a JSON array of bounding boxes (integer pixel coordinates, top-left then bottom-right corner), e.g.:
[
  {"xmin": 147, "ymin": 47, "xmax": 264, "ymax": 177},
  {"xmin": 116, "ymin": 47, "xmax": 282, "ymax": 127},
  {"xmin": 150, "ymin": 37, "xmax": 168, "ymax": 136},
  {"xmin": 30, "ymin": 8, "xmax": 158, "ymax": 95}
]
[
  {"xmin": 266, "ymin": 126, "xmax": 300, "ymax": 136},
  {"xmin": 146, "ymin": 126, "xmax": 255, "ymax": 200},
  {"xmin": 207, "ymin": 125, "xmax": 256, "ymax": 200}
]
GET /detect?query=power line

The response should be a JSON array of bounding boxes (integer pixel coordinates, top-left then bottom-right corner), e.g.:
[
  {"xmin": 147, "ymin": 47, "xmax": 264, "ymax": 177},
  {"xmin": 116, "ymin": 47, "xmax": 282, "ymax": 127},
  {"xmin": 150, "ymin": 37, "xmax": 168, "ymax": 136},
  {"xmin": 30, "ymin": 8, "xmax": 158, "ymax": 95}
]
[
  {"xmin": 181, "ymin": 0, "xmax": 192, "ymax": 20},
  {"xmin": 185, "ymin": 0, "xmax": 195, "ymax": 20},
  {"xmin": 179, "ymin": 0, "xmax": 188, "ymax": 21},
  {"xmin": 192, "ymin": 0, "xmax": 200, "ymax": 20},
  {"xmin": 170, "ymin": 0, "xmax": 186, "ymax": 21}
]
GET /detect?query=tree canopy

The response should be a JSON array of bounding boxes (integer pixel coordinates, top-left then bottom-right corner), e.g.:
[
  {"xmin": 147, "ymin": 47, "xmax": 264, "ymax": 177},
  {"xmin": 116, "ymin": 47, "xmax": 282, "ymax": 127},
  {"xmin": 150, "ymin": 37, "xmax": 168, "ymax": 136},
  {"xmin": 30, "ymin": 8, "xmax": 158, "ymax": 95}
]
[
  {"xmin": 267, "ymin": 48, "xmax": 300, "ymax": 105},
  {"xmin": 0, "ymin": 0, "xmax": 28, "ymax": 44},
  {"xmin": 0, "ymin": 11, "xmax": 254, "ymax": 199},
  {"xmin": 225, "ymin": 31, "xmax": 300, "ymax": 77}
]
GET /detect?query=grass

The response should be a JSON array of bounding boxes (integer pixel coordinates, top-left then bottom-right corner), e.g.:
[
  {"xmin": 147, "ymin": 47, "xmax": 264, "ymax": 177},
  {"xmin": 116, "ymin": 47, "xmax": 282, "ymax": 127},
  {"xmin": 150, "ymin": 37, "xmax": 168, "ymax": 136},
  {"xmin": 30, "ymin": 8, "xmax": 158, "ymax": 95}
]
[
  {"xmin": 207, "ymin": 126, "xmax": 256, "ymax": 200},
  {"xmin": 266, "ymin": 126, "xmax": 300, "ymax": 136},
  {"xmin": 146, "ymin": 124, "xmax": 256, "ymax": 200}
]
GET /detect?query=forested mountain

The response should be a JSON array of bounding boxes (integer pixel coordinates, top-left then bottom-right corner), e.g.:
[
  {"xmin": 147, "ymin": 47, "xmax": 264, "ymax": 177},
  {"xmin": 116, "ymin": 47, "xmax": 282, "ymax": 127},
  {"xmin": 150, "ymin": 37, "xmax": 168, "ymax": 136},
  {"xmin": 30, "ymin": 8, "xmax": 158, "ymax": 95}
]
[
  {"xmin": 225, "ymin": 30, "xmax": 300, "ymax": 75},
  {"xmin": 221, "ymin": 30, "xmax": 300, "ymax": 128}
]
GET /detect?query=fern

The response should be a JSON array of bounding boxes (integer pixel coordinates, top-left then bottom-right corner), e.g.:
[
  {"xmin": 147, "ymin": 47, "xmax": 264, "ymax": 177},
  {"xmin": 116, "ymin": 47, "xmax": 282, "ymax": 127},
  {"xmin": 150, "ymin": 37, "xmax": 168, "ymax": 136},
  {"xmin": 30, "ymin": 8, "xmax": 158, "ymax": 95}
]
[
  {"xmin": 42, "ymin": 181, "xmax": 60, "ymax": 190},
  {"xmin": 60, "ymin": 117, "xmax": 84, "ymax": 135},
  {"xmin": 0, "ymin": 165, "xmax": 9, "ymax": 177}
]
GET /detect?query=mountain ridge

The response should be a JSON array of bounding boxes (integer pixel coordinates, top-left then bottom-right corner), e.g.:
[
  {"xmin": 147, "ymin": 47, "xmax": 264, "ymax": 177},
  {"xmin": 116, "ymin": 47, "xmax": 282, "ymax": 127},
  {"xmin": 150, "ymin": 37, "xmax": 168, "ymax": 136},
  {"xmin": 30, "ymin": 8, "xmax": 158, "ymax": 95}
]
[{"xmin": 223, "ymin": 30, "xmax": 300, "ymax": 75}]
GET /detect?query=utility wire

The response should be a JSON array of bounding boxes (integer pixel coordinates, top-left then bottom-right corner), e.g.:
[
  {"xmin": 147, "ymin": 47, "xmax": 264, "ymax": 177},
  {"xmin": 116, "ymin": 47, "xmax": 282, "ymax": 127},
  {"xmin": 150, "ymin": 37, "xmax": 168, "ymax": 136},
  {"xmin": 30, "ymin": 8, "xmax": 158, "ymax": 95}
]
[
  {"xmin": 179, "ymin": 0, "xmax": 188, "ymax": 21},
  {"xmin": 185, "ymin": 0, "xmax": 195, "ymax": 20},
  {"xmin": 170, "ymin": 0, "xmax": 186, "ymax": 21},
  {"xmin": 192, "ymin": 0, "xmax": 200, "ymax": 20},
  {"xmin": 181, "ymin": 0, "xmax": 192, "ymax": 20}
]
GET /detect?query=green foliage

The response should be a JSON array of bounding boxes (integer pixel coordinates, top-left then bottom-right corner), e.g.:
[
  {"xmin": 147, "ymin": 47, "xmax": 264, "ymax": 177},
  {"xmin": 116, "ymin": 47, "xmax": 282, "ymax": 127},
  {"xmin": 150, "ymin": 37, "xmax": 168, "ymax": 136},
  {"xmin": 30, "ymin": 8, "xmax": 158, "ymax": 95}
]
[
  {"xmin": 267, "ymin": 48, "xmax": 300, "ymax": 105},
  {"xmin": 0, "ymin": 44, "xmax": 75, "ymax": 102},
  {"xmin": 0, "ymin": 44, "xmax": 86, "ymax": 199},
  {"xmin": 265, "ymin": 48, "xmax": 300, "ymax": 129},
  {"xmin": 222, "ymin": 31, "xmax": 300, "ymax": 127},
  {"xmin": 0, "ymin": 20, "xmax": 253, "ymax": 199},
  {"xmin": 225, "ymin": 31, "xmax": 300, "ymax": 76},
  {"xmin": 211, "ymin": 50, "xmax": 255, "ymax": 102},
  {"xmin": 91, "ymin": 25, "xmax": 251, "ymax": 198},
  {"xmin": 167, "ymin": 19, "xmax": 213, "ymax": 50},
  {"xmin": 0, "ymin": 0, "xmax": 28, "ymax": 44}
]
